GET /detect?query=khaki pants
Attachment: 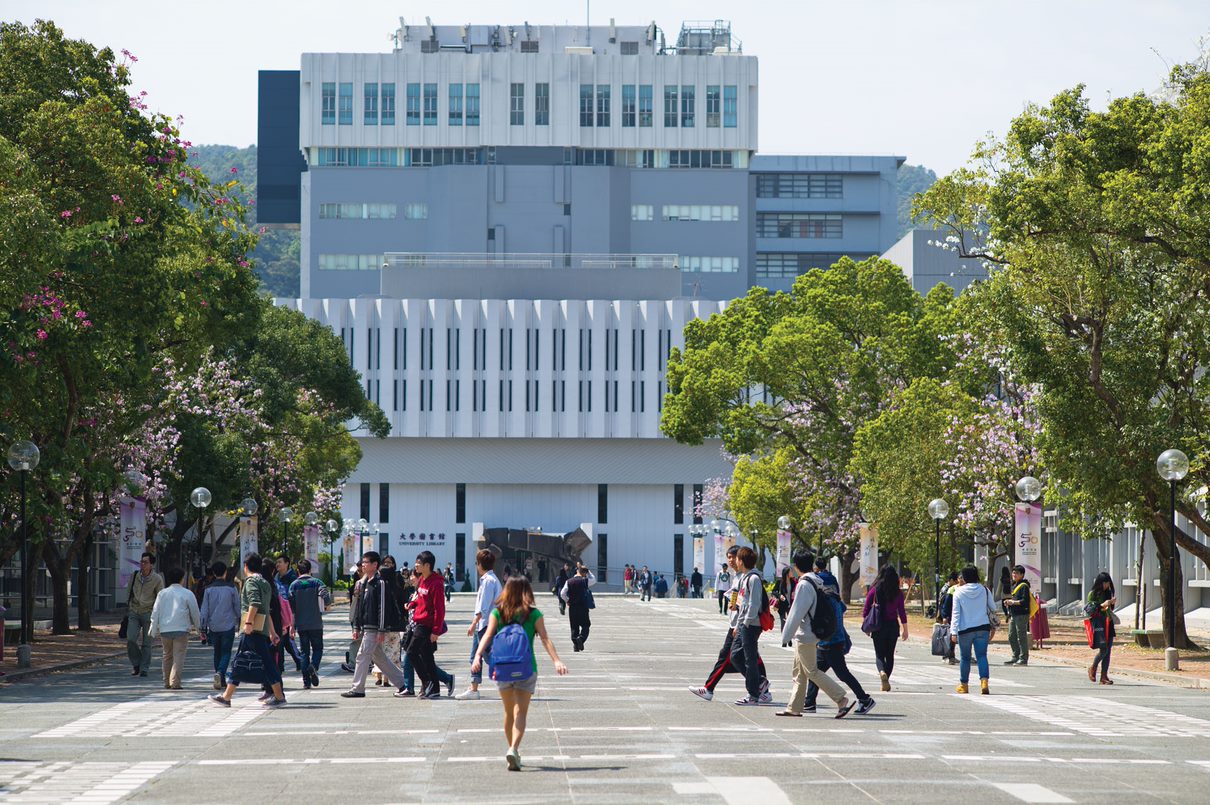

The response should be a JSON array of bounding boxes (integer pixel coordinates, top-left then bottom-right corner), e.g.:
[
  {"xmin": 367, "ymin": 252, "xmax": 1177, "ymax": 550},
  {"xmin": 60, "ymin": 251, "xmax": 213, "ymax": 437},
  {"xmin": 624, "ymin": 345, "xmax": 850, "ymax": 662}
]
[
  {"xmin": 161, "ymin": 635, "xmax": 189, "ymax": 687},
  {"xmin": 788, "ymin": 638, "xmax": 845, "ymax": 713}
]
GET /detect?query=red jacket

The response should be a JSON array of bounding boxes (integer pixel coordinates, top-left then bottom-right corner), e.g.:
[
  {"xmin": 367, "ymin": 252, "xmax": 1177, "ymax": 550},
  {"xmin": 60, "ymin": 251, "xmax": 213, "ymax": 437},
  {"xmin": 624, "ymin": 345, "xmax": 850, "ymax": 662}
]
[{"xmin": 409, "ymin": 572, "xmax": 446, "ymax": 631}]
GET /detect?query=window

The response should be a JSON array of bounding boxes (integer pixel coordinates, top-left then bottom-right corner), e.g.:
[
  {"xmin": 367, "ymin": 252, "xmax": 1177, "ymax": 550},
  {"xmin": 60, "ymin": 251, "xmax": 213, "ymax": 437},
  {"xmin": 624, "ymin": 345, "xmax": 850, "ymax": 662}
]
[
  {"xmin": 661, "ymin": 205, "xmax": 739, "ymax": 222},
  {"xmin": 338, "ymin": 83, "xmax": 353, "ymax": 125},
  {"xmin": 639, "ymin": 85, "xmax": 653, "ymax": 127},
  {"xmin": 448, "ymin": 84, "xmax": 463, "ymax": 125},
  {"xmin": 466, "ymin": 83, "xmax": 480, "ymax": 125},
  {"xmin": 723, "ymin": 85, "xmax": 737, "ymax": 127},
  {"xmin": 579, "ymin": 84, "xmax": 593, "ymax": 127},
  {"xmin": 364, "ymin": 83, "xmax": 378, "ymax": 125},
  {"xmin": 617, "ymin": 149, "xmax": 656, "ymax": 168},
  {"xmin": 620, "ymin": 41, "xmax": 639, "ymax": 55},
  {"xmin": 520, "ymin": 40, "xmax": 540, "ymax": 53},
  {"xmin": 535, "ymin": 82, "xmax": 550, "ymax": 125},
  {"xmin": 756, "ymin": 213, "xmax": 843, "ymax": 239},
  {"xmin": 668, "ymin": 150, "xmax": 734, "ymax": 168},
  {"xmin": 620, "ymin": 85, "xmax": 636, "ymax": 127},
  {"xmin": 510, "ymin": 83, "xmax": 525, "ymax": 125},
  {"xmin": 631, "ymin": 204, "xmax": 653, "ymax": 221},
  {"xmin": 663, "ymin": 86, "xmax": 678, "ymax": 127},
  {"xmin": 321, "ymin": 82, "xmax": 336, "ymax": 125},
  {"xmin": 315, "ymin": 148, "xmax": 399, "ymax": 166},
  {"xmin": 598, "ymin": 484, "xmax": 608, "ymax": 524},
  {"xmin": 574, "ymin": 148, "xmax": 614, "ymax": 166},
  {"xmin": 674, "ymin": 484, "xmax": 684, "ymax": 524},
  {"xmin": 317, "ymin": 253, "xmax": 383, "ymax": 270},
  {"xmin": 596, "ymin": 84, "xmax": 610, "ymax": 127},
  {"xmin": 455, "ymin": 533, "xmax": 466, "ymax": 581},
  {"xmin": 406, "ymin": 83, "xmax": 421, "ymax": 125},
  {"xmin": 360, "ymin": 483, "xmax": 371, "ymax": 521},
  {"xmin": 381, "ymin": 83, "xmax": 395, "ymax": 125},
  {"xmin": 692, "ymin": 484, "xmax": 703, "ymax": 524},
  {"xmin": 674, "ymin": 534, "xmax": 684, "ymax": 578},
  {"xmin": 404, "ymin": 148, "xmax": 481, "ymax": 166},
  {"xmin": 379, "ymin": 483, "xmax": 390, "ymax": 523},
  {"xmin": 680, "ymin": 256, "xmax": 740, "ymax": 273},
  {"xmin": 422, "ymin": 83, "xmax": 437, "ymax": 125},
  {"xmin": 681, "ymin": 85, "xmax": 695, "ymax": 127},
  {"xmin": 706, "ymin": 85, "xmax": 721, "ymax": 127},
  {"xmin": 755, "ymin": 252, "xmax": 861, "ymax": 278},
  {"xmin": 755, "ymin": 173, "xmax": 844, "ymax": 199},
  {"xmin": 319, "ymin": 203, "xmax": 397, "ymax": 219},
  {"xmin": 404, "ymin": 203, "xmax": 428, "ymax": 220},
  {"xmin": 597, "ymin": 533, "xmax": 607, "ymax": 582}
]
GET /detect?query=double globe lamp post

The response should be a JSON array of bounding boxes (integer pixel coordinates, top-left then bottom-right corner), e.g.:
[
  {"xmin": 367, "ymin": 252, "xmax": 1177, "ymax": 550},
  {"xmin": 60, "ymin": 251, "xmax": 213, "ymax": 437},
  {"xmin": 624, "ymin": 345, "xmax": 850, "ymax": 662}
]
[
  {"xmin": 7, "ymin": 440, "xmax": 40, "ymax": 666},
  {"xmin": 927, "ymin": 498, "xmax": 949, "ymax": 610},
  {"xmin": 1157, "ymin": 448, "xmax": 1189, "ymax": 671}
]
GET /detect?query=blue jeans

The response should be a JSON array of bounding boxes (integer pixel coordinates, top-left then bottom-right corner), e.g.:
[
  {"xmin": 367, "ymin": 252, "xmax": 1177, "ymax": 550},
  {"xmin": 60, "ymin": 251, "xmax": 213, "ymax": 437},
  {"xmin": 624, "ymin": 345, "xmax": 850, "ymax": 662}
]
[
  {"xmin": 403, "ymin": 651, "xmax": 453, "ymax": 693},
  {"xmin": 469, "ymin": 629, "xmax": 490, "ymax": 685},
  {"xmin": 210, "ymin": 630, "xmax": 235, "ymax": 684},
  {"xmin": 958, "ymin": 629, "xmax": 990, "ymax": 684},
  {"xmin": 297, "ymin": 629, "xmax": 324, "ymax": 676}
]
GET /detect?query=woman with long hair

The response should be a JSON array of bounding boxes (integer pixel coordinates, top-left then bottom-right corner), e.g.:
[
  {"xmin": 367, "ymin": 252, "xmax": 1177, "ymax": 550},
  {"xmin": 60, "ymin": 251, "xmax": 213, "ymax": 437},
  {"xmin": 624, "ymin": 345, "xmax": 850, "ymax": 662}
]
[
  {"xmin": 472, "ymin": 575, "xmax": 568, "ymax": 771},
  {"xmin": 1086, "ymin": 572, "xmax": 1117, "ymax": 685},
  {"xmin": 863, "ymin": 565, "xmax": 909, "ymax": 691},
  {"xmin": 774, "ymin": 567, "xmax": 793, "ymax": 628}
]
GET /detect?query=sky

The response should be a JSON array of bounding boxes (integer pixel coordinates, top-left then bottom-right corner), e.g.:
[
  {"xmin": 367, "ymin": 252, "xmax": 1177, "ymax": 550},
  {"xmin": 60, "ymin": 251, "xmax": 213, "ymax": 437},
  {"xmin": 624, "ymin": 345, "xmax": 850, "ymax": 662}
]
[{"xmin": 6, "ymin": 0, "xmax": 1208, "ymax": 174}]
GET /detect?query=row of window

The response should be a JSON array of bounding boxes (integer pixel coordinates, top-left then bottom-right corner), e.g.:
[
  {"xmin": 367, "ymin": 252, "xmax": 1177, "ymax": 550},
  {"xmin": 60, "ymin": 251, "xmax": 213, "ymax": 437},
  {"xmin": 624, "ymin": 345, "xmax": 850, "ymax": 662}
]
[
  {"xmin": 321, "ymin": 81, "xmax": 739, "ymax": 129},
  {"xmin": 318, "ymin": 202, "xmax": 427, "ymax": 220},
  {"xmin": 755, "ymin": 213, "xmax": 843, "ymax": 239},
  {"xmin": 380, "ymin": 377, "xmax": 668, "ymax": 416},
  {"xmin": 755, "ymin": 173, "xmax": 844, "ymax": 199},
  {"xmin": 322, "ymin": 251, "xmax": 860, "ymax": 275},
  {"xmin": 680, "ymin": 256, "xmax": 740, "ymax": 273},
  {"xmin": 754, "ymin": 252, "xmax": 867, "ymax": 278},
  {"xmin": 311, "ymin": 147, "xmax": 745, "ymax": 170}
]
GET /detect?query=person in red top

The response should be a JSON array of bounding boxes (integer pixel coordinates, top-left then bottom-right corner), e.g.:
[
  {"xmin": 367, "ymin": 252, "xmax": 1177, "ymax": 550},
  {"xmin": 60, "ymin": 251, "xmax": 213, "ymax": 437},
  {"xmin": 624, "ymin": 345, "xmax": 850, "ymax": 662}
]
[{"xmin": 405, "ymin": 550, "xmax": 447, "ymax": 699}]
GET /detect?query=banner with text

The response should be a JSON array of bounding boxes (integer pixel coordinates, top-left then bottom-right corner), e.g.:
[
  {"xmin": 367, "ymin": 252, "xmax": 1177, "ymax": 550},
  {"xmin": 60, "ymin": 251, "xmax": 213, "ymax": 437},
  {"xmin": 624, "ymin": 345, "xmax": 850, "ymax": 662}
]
[
  {"xmin": 713, "ymin": 534, "xmax": 725, "ymax": 577},
  {"xmin": 859, "ymin": 523, "xmax": 879, "ymax": 587},
  {"xmin": 776, "ymin": 529, "xmax": 792, "ymax": 574},
  {"xmin": 692, "ymin": 536, "xmax": 705, "ymax": 576},
  {"xmin": 238, "ymin": 516, "xmax": 258, "ymax": 568},
  {"xmin": 1015, "ymin": 502, "xmax": 1043, "ymax": 591},
  {"xmin": 303, "ymin": 525, "xmax": 320, "ymax": 571},
  {"xmin": 118, "ymin": 497, "xmax": 147, "ymax": 595}
]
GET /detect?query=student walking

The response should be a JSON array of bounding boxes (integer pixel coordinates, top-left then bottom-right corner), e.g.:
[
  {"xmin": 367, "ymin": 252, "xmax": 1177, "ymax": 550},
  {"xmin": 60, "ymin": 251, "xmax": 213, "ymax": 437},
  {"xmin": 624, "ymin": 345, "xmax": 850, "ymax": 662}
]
[
  {"xmin": 371, "ymin": 556, "xmax": 406, "ymax": 687},
  {"xmin": 776, "ymin": 552, "xmax": 853, "ymax": 718},
  {"xmin": 950, "ymin": 566, "xmax": 997, "ymax": 694},
  {"xmin": 552, "ymin": 563, "xmax": 570, "ymax": 615},
  {"xmin": 639, "ymin": 566, "xmax": 653, "ymax": 601},
  {"xmin": 691, "ymin": 567, "xmax": 703, "ymax": 599},
  {"xmin": 1086, "ymin": 572, "xmax": 1117, "ymax": 685},
  {"xmin": 199, "ymin": 561, "xmax": 240, "ymax": 689},
  {"xmin": 149, "ymin": 567, "xmax": 201, "ymax": 690},
  {"xmin": 560, "ymin": 564, "xmax": 596, "ymax": 651},
  {"xmin": 938, "ymin": 570, "xmax": 959, "ymax": 665},
  {"xmin": 471, "ymin": 575, "xmax": 569, "ymax": 771},
  {"xmin": 1002, "ymin": 565, "xmax": 1032, "ymax": 665},
  {"xmin": 208, "ymin": 553, "xmax": 287, "ymax": 708},
  {"xmin": 405, "ymin": 550, "xmax": 448, "ymax": 699},
  {"xmin": 455, "ymin": 549, "xmax": 503, "ymax": 700},
  {"xmin": 689, "ymin": 546, "xmax": 771, "ymax": 703},
  {"xmin": 126, "ymin": 552, "xmax": 164, "ymax": 678},
  {"xmin": 623, "ymin": 564, "xmax": 634, "ymax": 595},
  {"xmin": 730, "ymin": 547, "xmax": 767, "ymax": 706},
  {"xmin": 715, "ymin": 564, "xmax": 731, "ymax": 614},
  {"xmin": 863, "ymin": 565, "xmax": 909, "ymax": 692},
  {"xmin": 804, "ymin": 557, "xmax": 876, "ymax": 715},
  {"xmin": 341, "ymin": 551, "xmax": 407, "ymax": 697},
  {"xmin": 773, "ymin": 567, "xmax": 793, "ymax": 629},
  {"xmin": 287, "ymin": 558, "xmax": 331, "ymax": 689}
]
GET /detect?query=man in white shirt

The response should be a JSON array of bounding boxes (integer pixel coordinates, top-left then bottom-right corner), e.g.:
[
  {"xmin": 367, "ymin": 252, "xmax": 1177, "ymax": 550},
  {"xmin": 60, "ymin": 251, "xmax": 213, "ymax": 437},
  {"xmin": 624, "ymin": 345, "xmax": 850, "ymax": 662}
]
[
  {"xmin": 149, "ymin": 567, "xmax": 201, "ymax": 690},
  {"xmin": 455, "ymin": 549, "xmax": 503, "ymax": 700},
  {"xmin": 715, "ymin": 564, "xmax": 732, "ymax": 614},
  {"xmin": 560, "ymin": 564, "xmax": 597, "ymax": 652}
]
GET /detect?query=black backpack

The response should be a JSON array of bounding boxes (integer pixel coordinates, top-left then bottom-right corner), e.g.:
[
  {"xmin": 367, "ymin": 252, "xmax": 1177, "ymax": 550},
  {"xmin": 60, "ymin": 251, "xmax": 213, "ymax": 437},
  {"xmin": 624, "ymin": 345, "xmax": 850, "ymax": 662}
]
[{"xmin": 805, "ymin": 577, "xmax": 839, "ymax": 641}]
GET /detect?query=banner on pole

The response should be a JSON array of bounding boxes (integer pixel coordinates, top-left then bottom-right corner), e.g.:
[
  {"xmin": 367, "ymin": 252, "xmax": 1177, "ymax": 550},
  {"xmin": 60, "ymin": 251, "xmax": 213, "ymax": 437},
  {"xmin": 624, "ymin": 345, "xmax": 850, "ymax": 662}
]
[
  {"xmin": 1015, "ymin": 502, "xmax": 1043, "ymax": 591},
  {"xmin": 776, "ymin": 529, "xmax": 792, "ymax": 573},
  {"xmin": 118, "ymin": 497, "xmax": 147, "ymax": 595},
  {"xmin": 692, "ymin": 536, "xmax": 705, "ymax": 576},
  {"xmin": 238, "ymin": 516, "xmax": 258, "ymax": 567},
  {"xmin": 303, "ymin": 524, "xmax": 320, "ymax": 571},
  {"xmin": 341, "ymin": 530, "xmax": 356, "ymax": 569},
  {"xmin": 361, "ymin": 532, "xmax": 375, "ymax": 555},
  {"xmin": 713, "ymin": 534, "xmax": 725, "ymax": 577},
  {"xmin": 859, "ymin": 523, "xmax": 879, "ymax": 587}
]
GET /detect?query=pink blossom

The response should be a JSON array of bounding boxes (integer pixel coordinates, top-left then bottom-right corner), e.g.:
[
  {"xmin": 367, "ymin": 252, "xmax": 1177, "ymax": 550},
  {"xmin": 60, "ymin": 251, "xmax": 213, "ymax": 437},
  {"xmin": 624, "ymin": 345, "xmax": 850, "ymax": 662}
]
[
  {"xmin": 60, "ymin": 210, "xmax": 72, "ymax": 219},
  {"xmin": 36, "ymin": 329, "xmax": 48, "ymax": 340}
]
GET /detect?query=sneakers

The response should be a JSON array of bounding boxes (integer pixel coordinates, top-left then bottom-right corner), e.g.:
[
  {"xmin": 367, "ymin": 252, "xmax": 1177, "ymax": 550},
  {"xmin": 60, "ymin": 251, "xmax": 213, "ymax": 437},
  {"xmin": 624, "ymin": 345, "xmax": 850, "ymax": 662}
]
[
  {"xmin": 734, "ymin": 696, "xmax": 760, "ymax": 706},
  {"xmin": 303, "ymin": 680, "xmax": 312, "ymax": 690},
  {"xmin": 212, "ymin": 673, "xmax": 222, "ymax": 690},
  {"xmin": 758, "ymin": 690, "xmax": 773, "ymax": 704},
  {"xmin": 835, "ymin": 697, "xmax": 855, "ymax": 720},
  {"xmin": 131, "ymin": 668, "xmax": 140, "ymax": 677},
  {"xmin": 309, "ymin": 669, "xmax": 320, "ymax": 687},
  {"xmin": 801, "ymin": 704, "xmax": 817, "ymax": 714},
  {"xmin": 262, "ymin": 697, "xmax": 287, "ymax": 708},
  {"xmin": 856, "ymin": 698, "xmax": 877, "ymax": 715},
  {"xmin": 257, "ymin": 691, "xmax": 274, "ymax": 702},
  {"xmin": 688, "ymin": 686, "xmax": 713, "ymax": 701},
  {"xmin": 505, "ymin": 747, "xmax": 521, "ymax": 771},
  {"xmin": 759, "ymin": 678, "xmax": 770, "ymax": 695},
  {"xmin": 394, "ymin": 688, "xmax": 415, "ymax": 697},
  {"xmin": 446, "ymin": 675, "xmax": 456, "ymax": 697},
  {"xmin": 454, "ymin": 688, "xmax": 481, "ymax": 701},
  {"xmin": 340, "ymin": 690, "xmax": 366, "ymax": 698},
  {"xmin": 340, "ymin": 662, "xmax": 355, "ymax": 673},
  {"xmin": 879, "ymin": 672, "xmax": 890, "ymax": 692},
  {"xmin": 207, "ymin": 694, "xmax": 230, "ymax": 707},
  {"xmin": 1004, "ymin": 659, "xmax": 1019, "ymax": 665}
]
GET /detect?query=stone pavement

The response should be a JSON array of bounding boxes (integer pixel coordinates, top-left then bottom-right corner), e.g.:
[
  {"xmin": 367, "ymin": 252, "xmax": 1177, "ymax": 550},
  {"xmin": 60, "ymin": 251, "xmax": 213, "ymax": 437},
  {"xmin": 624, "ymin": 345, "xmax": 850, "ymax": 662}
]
[{"xmin": 2, "ymin": 593, "xmax": 1210, "ymax": 803}]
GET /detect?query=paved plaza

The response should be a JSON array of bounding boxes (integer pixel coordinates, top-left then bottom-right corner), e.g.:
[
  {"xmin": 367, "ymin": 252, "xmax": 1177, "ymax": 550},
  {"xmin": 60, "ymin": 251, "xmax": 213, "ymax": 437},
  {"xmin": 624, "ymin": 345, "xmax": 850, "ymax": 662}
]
[{"xmin": 2, "ymin": 594, "xmax": 1210, "ymax": 803}]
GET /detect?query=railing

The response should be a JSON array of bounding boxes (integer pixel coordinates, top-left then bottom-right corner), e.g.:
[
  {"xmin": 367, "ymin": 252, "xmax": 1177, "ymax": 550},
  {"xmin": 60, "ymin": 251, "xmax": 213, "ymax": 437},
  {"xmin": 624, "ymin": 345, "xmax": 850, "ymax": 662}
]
[{"xmin": 383, "ymin": 252, "xmax": 679, "ymax": 271}]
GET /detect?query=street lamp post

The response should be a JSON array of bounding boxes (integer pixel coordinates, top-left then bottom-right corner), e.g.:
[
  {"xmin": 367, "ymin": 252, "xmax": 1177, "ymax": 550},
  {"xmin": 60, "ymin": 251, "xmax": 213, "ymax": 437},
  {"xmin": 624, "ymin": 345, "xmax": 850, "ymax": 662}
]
[
  {"xmin": 1014, "ymin": 476, "xmax": 1042, "ymax": 567},
  {"xmin": 8, "ymin": 440, "xmax": 40, "ymax": 662},
  {"xmin": 928, "ymin": 498, "xmax": 949, "ymax": 611},
  {"xmin": 279, "ymin": 507, "xmax": 293, "ymax": 554},
  {"xmin": 1157, "ymin": 448, "xmax": 1189, "ymax": 671},
  {"xmin": 189, "ymin": 487, "xmax": 212, "ymax": 584},
  {"xmin": 325, "ymin": 519, "xmax": 339, "ymax": 584}
]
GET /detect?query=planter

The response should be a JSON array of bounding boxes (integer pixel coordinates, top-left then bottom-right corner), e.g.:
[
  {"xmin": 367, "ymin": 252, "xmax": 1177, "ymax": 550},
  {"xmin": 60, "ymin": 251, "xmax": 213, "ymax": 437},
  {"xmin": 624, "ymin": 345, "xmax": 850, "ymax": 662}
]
[
  {"xmin": 1131, "ymin": 629, "xmax": 1164, "ymax": 648},
  {"xmin": 1147, "ymin": 631, "xmax": 1167, "ymax": 650}
]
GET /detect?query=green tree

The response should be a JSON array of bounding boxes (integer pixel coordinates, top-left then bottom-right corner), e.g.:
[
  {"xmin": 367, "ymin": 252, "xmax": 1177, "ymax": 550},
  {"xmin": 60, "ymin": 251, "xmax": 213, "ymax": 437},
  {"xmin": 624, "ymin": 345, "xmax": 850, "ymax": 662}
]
[{"xmin": 897, "ymin": 163, "xmax": 938, "ymax": 239}]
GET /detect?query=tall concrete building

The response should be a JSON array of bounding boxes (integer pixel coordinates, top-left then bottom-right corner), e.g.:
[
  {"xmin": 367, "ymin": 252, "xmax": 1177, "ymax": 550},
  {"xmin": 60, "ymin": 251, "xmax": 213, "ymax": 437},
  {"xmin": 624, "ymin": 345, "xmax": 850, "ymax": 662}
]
[{"xmin": 260, "ymin": 19, "xmax": 903, "ymax": 584}]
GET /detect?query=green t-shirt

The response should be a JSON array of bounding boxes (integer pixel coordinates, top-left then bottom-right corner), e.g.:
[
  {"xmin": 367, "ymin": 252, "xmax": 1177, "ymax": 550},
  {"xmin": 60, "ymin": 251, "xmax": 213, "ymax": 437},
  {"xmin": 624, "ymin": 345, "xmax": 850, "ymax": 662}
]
[{"xmin": 491, "ymin": 606, "xmax": 542, "ymax": 672}]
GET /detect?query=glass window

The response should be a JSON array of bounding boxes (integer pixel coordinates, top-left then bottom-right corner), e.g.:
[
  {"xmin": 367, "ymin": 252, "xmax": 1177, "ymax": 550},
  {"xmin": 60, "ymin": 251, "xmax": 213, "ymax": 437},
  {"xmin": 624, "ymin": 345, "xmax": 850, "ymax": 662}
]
[
  {"xmin": 755, "ymin": 173, "xmax": 843, "ymax": 199},
  {"xmin": 319, "ymin": 203, "xmax": 397, "ymax": 219},
  {"xmin": 679, "ymin": 256, "xmax": 740, "ymax": 273},
  {"xmin": 621, "ymin": 85, "xmax": 636, "ymax": 127},
  {"xmin": 755, "ymin": 213, "xmax": 843, "ymax": 239},
  {"xmin": 661, "ymin": 205, "xmax": 738, "ymax": 222},
  {"xmin": 448, "ymin": 84, "xmax": 463, "ymax": 125},
  {"xmin": 315, "ymin": 148, "xmax": 399, "ymax": 167},
  {"xmin": 321, "ymin": 82, "xmax": 336, "ymax": 125},
  {"xmin": 381, "ymin": 83, "xmax": 395, "ymax": 125},
  {"xmin": 663, "ymin": 86, "xmax": 678, "ymax": 127},
  {"xmin": 631, "ymin": 204, "xmax": 653, "ymax": 221},
  {"xmin": 404, "ymin": 203, "xmax": 428, "ymax": 220},
  {"xmin": 755, "ymin": 253, "xmax": 858, "ymax": 278},
  {"xmin": 723, "ymin": 85, "xmax": 737, "ymax": 128},
  {"xmin": 364, "ymin": 83, "xmax": 378, "ymax": 125},
  {"xmin": 318, "ymin": 254, "xmax": 383, "ymax": 271},
  {"xmin": 406, "ymin": 83, "xmax": 420, "ymax": 125},
  {"xmin": 466, "ymin": 84, "xmax": 480, "ymax": 126},
  {"xmin": 681, "ymin": 85, "xmax": 695, "ymax": 127},
  {"xmin": 338, "ymin": 82, "xmax": 353, "ymax": 125},
  {"xmin": 579, "ymin": 84, "xmax": 593, "ymax": 127},
  {"xmin": 423, "ymin": 83, "xmax": 437, "ymax": 125},
  {"xmin": 596, "ymin": 84, "xmax": 610, "ymax": 127},
  {"xmin": 509, "ymin": 83, "xmax": 525, "ymax": 125},
  {"xmin": 535, "ymin": 82, "xmax": 550, "ymax": 126},
  {"xmin": 706, "ymin": 85, "xmax": 721, "ymax": 127},
  {"xmin": 639, "ymin": 85, "xmax": 653, "ymax": 127}
]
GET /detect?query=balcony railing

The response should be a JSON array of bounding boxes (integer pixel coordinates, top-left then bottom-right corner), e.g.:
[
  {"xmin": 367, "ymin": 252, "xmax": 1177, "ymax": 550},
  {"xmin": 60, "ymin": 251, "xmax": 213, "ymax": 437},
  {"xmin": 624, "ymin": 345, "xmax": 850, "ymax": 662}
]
[{"xmin": 383, "ymin": 252, "xmax": 679, "ymax": 271}]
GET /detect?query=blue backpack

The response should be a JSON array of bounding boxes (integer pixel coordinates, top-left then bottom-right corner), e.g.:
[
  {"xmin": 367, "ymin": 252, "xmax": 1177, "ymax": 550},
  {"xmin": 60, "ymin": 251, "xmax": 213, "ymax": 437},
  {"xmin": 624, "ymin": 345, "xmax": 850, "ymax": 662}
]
[{"xmin": 490, "ymin": 610, "xmax": 537, "ymax": 682}]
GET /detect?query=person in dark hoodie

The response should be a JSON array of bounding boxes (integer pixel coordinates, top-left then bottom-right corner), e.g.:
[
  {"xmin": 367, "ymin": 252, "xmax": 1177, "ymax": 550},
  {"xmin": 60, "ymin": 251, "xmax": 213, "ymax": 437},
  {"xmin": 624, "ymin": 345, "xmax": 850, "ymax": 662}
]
[
  {"xmin": 802, "ymin": 557, "xmax": 876, "ymax": 715},
  {"xmin": 341, "ymin": 551, "xmax": 407, "ymax": 696},
  {"xmin": 1002, "ymin": 565, "xmax": 1031, "ymax": 666}
]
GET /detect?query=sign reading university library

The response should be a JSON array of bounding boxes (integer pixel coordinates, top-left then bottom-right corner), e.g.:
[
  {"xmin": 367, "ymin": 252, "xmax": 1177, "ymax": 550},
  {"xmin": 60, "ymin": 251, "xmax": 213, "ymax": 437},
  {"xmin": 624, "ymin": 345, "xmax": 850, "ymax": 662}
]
[{"xmin": 395, "ymin": 532, "xmax": 447, "ymax": 548}]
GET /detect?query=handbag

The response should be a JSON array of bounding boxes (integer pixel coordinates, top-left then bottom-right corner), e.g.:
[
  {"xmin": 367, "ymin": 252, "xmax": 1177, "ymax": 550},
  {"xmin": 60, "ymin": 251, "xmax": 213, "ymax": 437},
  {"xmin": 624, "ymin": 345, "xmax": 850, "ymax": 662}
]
[
  {"xmin": 118, "ymin": 573, "xmax": 137, "ymax": 639},
  {"xmin": 586, "ymin": 587, "xmax": 596, "ymax": 610},
  {"xmin": 930, "ymin": 622, "xmax": 950, "ymax": 656},
  {"xmin": 1083, "ymin": 617, "xmax": 1100, "ymax": 648},
  {"xmin": 984, "ymin": 588, "xmax": 1001, "ymax": 629},
  {"xmin": 230, "ymin": 636, "xmax": 267, "ymax": 685},
  {"xmin": 861, "ymin": 597, "xmax": 882, "ymax": 635}
]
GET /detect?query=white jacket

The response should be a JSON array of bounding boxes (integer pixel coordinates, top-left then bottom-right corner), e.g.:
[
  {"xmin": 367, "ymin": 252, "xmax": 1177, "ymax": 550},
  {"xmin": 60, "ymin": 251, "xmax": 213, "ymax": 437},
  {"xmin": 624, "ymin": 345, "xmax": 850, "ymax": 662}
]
[{"xmin": 149, "ymin": 584, "xmax": 201, "ymax": 638}]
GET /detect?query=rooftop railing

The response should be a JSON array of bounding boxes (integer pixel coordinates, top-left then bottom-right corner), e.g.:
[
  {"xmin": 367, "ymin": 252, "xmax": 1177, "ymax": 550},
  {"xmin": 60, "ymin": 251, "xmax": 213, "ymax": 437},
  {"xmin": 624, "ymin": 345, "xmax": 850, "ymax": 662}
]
[{"xmin": 383, "ymin": 252, "xmax": 679, "ymax": 271}]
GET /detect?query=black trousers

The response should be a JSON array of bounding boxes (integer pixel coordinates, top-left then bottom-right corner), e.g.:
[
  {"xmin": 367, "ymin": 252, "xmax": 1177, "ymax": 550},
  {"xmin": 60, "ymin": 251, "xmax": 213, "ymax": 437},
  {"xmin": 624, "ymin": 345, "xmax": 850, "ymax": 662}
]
[
  {"xmin": 730, "ymin": 625, "xmax": 763, "ymax": 698},
  {"xmin": 806, "ymin": 644, "xmax": 870, "ymax": 706},
  {"xmin": 871, "ymin": 624, "xmax": 899, "ymax": 678},
  {"xmin": 704, "ymin": 629, "xmax": 767, "ymax": 692},
  {"xmin": 406, "ymin": 624, "xmax": 440, "ymax": 694},
  {"xmin": 717, "ymin": 590, "xmax": 727, "ymax": 614},
  {"xmin": 569, "ymin": 606, "xmax": 591, "ymax": 646}
]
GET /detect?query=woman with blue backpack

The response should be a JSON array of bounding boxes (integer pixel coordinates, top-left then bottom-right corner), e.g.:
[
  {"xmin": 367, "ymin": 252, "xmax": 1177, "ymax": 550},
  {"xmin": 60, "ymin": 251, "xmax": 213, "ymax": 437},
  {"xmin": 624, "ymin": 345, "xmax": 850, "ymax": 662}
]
[{"xmin": 471, "ymin": 575, "xmax": 569, "ymax": 771}]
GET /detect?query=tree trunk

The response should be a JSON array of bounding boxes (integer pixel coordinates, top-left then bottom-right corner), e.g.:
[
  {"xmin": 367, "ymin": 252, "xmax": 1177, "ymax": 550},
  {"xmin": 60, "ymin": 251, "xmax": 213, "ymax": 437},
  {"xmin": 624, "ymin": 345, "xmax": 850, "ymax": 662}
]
[
  {"xmin": 76, "ymin": 532, "xmax": 94, "ymax": 631},
  {"xmin": 1134, "ymin": 529, "xmax": 1146, "ymax": 632},
  {"xmin": 41, "ymin": 540, "xmax": 72, "ymax": 635},
  {"xmin": 839, "ymin": 548, "xmax": 858, "ymax": 603},
  {"xmin": 1149, "ymin": 510, "xmax": 1196, "ymax": 650}
]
